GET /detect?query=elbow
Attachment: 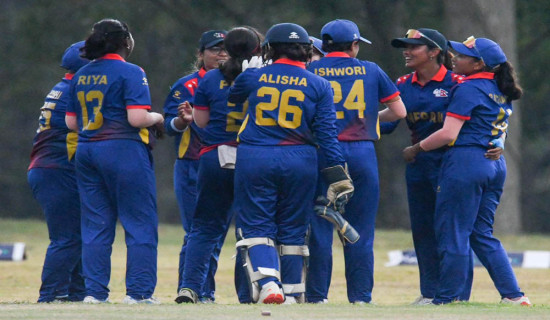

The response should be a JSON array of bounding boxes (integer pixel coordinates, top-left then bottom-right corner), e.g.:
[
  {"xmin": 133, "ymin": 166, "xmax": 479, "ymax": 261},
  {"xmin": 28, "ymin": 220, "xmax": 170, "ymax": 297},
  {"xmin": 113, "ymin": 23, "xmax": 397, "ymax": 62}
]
[{"xmin": 194, "ymin": 118, "xmax": 208, "ymax": 128}]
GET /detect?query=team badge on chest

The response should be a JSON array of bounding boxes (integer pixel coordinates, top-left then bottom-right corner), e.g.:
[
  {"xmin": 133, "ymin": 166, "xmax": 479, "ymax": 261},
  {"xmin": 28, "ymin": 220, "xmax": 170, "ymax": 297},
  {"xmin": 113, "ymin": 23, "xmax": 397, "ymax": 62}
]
[{"xmin": 433, "ymin": 88, "xmax": 448, "ymax": 98}]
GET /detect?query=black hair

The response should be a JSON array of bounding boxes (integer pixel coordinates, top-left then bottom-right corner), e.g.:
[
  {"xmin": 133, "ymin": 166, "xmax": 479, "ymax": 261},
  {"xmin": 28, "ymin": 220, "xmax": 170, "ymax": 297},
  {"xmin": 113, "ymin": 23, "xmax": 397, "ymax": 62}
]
[
  {"xmin": 421, "ymin": 42, "xmax": 453, "ymax": 70},
  {"xmin": 321, "ymin": 36, "xmax": 354, "ymax": 53},
  {"xmin": 219, "ymin": 27, "xmax": 263, "ymax": 83},
  {"xmin": 490, "ymin": 62, "xmax": 523, "ymax": 102},
  {"xmin": 264, "ymin": 43, "xmax": 312, "ymax": 63},
  {"xmin": 82, "ymin": 19, "xmax": 130, "ymax": 60}
]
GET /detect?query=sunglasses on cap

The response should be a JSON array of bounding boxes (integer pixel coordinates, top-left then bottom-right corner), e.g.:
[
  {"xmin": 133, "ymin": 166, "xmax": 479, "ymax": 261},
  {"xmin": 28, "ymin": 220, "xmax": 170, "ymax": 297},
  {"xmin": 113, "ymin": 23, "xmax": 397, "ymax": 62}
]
[
  {"xmin": 462, "ymin": 36, "xmax": 483, "ymax": 58},
  {"xmin": 406, "ymin": 29, "xmax": 442, "ymax": 50}
]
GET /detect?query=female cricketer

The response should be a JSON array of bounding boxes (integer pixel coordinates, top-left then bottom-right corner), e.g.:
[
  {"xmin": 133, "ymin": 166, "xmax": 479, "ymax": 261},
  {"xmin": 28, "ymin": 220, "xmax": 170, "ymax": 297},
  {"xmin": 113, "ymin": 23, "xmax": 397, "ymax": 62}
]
[
  {"xmin": 403, "ymin": 36, "xmax": 531, "ymax": 306},
  {"xmin": 306, "ymin": 19, "xmax": 406, "ymax": 304},
  {"xmin": 163, "ymin": 29, "xmax": 227, "ymax": 302},
  {"xmin": 28, "ymin": 41, "xmax": 89, "ymax": 303},
  {"xmin": 65, "ymin": 18, "xmax": 163, "ymax": 304}
]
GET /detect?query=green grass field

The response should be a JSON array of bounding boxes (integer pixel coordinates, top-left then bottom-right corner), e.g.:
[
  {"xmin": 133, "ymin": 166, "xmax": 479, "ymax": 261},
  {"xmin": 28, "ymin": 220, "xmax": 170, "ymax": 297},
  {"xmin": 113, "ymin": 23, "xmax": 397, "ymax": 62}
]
[{"xmin": 1, "ymin": 218, "xmax": 549, "ymax": 319}]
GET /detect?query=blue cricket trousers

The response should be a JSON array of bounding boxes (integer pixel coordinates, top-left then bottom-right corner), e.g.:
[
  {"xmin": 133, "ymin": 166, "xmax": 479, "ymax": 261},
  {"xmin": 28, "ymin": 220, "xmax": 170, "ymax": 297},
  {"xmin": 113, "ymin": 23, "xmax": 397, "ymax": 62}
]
[
  {"xmin": 433, "ymin": 146, "xmax": 523, "ymax": 304},
  {"xmin": 307, "ymin": 140, "xmax": 378, "ymax": 303},
  {"xmin": 75, "ymin": 139, "xmax": 158, "ymax": 300},
  {"xmin": 28, "ymin": 168, "xmax": 85, "ymax": 302}
]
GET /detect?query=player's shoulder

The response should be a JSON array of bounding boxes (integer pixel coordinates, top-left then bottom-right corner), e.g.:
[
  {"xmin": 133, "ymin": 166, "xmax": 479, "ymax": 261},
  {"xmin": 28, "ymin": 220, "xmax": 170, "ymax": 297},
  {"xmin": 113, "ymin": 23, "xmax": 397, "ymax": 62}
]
[
  {"xmin": 396, "ymin": 73, "xmax": 413, "ymax": 85},
  {"xmin": 449, "ymin": 72, "xmax": 466, "ymax": 84}
]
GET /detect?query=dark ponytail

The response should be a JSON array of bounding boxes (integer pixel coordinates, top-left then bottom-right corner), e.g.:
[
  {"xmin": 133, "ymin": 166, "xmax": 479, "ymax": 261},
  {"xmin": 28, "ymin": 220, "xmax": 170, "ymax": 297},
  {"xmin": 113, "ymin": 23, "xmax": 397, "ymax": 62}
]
[
  {"xmin": 493, "ymin": 62, "xmax": 522, "ymax": 102},
  {"xmin": 83, "ymin": 19, "xmax": 130, "ymax": 60},
  {"xmin": 219, "ymin": 27, "xmax": 262, "ymax": 83}
]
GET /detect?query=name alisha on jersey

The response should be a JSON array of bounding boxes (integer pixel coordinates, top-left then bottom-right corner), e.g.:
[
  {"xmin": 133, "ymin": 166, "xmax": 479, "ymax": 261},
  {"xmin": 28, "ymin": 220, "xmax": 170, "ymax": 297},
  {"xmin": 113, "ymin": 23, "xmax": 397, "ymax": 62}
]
[
  {"xmin": 407, "ymin": 111, "xmax": 444, "ymax": 124},
  {"xmin": 313, "ymin": 66, "xmax": 367, "ymax": 77},
  {"xmin": 258, "ymin": 74, "xmax": 308, "ymax": 86},
  {"xmin": 77, "ymin": 75, "xmax": 108, "ymax": 85}
]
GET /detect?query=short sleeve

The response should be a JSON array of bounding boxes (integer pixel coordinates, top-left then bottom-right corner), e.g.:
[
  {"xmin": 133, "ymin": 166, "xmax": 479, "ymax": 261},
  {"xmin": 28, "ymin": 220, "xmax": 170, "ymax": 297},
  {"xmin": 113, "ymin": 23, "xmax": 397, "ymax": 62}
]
[{"xmin": 125, "ymin": 66, "xmax": 151, "ymax": 109}]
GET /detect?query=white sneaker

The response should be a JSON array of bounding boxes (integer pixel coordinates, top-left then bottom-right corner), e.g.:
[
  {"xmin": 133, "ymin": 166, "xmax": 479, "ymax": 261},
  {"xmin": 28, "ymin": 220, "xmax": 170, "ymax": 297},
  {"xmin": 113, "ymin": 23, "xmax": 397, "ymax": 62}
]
[
  {"xmin": 411, "ymin": 295, "xmax": 434, "ymax": 305},
  {"xmin": 259, "ymin": 281, "xmax": 284, "ymax": 304},
  {"xmin": 83, "ymin": 296, "xmax": 109, "ymax": 304},
  {"xmin": 501, "ymin": 296, "xmax": 532, "ymax": 306},
  {"xmin": 283, "ymin": 296, "xmax": 297, "ymax": 305},
  {"xmin": 122, "ymin": 295, "xmax": 161, "ymax": 305}
]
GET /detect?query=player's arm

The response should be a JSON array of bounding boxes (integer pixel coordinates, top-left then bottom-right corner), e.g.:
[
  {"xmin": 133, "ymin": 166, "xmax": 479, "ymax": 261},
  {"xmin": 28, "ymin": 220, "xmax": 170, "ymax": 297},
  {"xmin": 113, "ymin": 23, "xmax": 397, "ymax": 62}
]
[
  {"xmin": 380, "ymin": 119, "xmax": 400, "ymax": 135},
  {"xmin": 378, "ymin": 96, "xmax": 406, "ymax": 122},
  {"xmin": 228, "ymin": 70, "xmax": 256, "ymax": 104},
  {"xmin": 163, "ymin": 81, "xmax": 194, "ymax": 135},
  {"xmin": 65, "ymin": 114, "xmax": 78, "ymax": 131},
  {"xmin": 127, "ymin": 108, "xmax": 164, "ymax": 128},
  {"xmin": 402, "ymin": 115, "xmax": 464, "ymax": 162}
]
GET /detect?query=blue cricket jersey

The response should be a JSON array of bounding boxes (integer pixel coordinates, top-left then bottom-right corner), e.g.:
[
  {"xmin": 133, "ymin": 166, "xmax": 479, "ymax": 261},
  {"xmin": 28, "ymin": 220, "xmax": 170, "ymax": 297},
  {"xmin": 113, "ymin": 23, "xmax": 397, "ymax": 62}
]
[
  {"xmin": 193, "ymin": 68, "xmax": 247, "ymax": 151},
  {"xmin": 163, "ymin": 68, "xmax": 206, "ymax": 160},
  {"xmin": 228, "ymin": 58, "xmax": 344, "ymax": 167},
  {"xmin": 67, "ymin": 53, "xmax": 154, "ymax": 145},
  {"xmin": 29, "ymin": 74, "xmax": 78, "ymax": 170},
  {"xmin": 382, "ymin": 65, "xmax": 464, "ymax": 144},
  {"xmin": 308, "ymin": 52, "xmax": 400, "ymax": 141},
  {"xmin": 446, "ymin": 72, "xmax": 511, "ymax": 147}
]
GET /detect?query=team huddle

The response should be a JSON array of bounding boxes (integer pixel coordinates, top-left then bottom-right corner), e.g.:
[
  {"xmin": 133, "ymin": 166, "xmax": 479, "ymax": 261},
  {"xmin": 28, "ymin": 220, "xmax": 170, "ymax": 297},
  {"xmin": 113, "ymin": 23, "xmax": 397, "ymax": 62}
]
[{"xmin": 27, "ymin": 17, "xmax": 531, "ymax": 306}]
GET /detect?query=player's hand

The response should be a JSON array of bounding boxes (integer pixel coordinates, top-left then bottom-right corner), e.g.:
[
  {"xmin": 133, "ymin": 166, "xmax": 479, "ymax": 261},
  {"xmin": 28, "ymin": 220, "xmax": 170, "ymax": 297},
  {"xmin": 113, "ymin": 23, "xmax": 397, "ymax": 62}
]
[
  {"xmin": 177, "ymin": 101, "xmax": 193, "ymax": 125},
  {"xmin": 321, "ymin": 164, "xmax": 354, "ymax": 213},
  {"xmin": 149, "ymin": 121, "xmax": 165, "ymax": 139},
  {"xmin": 403, "ymin": 143, "xmax": 423, "ymax": 163},
  {"xmin": 241, "ymin": 55, "xmax": 263, "ymax": 72},
  {"xmin": 485, "ymin": 138, "xmax": 504, "ymax": 160}
]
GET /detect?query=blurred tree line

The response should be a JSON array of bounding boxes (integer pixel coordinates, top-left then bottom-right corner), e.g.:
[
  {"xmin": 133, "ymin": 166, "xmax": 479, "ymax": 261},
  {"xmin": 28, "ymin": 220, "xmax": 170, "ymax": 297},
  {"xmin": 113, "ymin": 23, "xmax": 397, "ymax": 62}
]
[{"xmin": 1, "ymin": 0, "xmax": 548, "ymax": 233}]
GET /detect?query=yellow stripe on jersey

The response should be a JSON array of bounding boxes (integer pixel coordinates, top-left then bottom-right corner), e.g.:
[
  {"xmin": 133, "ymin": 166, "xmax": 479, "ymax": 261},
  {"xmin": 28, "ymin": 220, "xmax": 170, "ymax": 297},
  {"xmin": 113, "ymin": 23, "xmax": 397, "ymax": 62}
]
[
  {"xmin": 237, "ymin": 114, "xmax": 250, "ymax": 143},
  {"xmin": 178, "ymin": 128, "xmax": 191, "ymax": 158},
  {"xmin": 66, "ymin": 132, "xmax": 78, "ymax": 161},
  {"xmin": 139, "ymin": 127, "xmax": 150, "ymax": 145}
]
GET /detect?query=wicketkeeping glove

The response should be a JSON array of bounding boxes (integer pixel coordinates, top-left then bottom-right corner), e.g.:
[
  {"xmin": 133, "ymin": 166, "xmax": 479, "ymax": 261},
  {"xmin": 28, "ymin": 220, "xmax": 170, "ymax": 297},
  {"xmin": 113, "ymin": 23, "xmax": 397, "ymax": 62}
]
[
  {"xmin": 321, "ymin": 164, "xmax": 354, "ymax": 213},
  {"xmin": 241, "ymin": 56, "xmax": 264, "ymax": 72},
  {"xmin": 314, "ymin": 196, "xmax": 360, "ymax": 245}
]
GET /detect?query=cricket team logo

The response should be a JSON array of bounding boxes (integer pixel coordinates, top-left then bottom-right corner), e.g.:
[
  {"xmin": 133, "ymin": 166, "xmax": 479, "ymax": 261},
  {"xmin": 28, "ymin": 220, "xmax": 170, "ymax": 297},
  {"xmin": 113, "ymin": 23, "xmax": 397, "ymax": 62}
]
[{"xmin": 433, "ymin": 88, "xmax": 448, "ymax": 98}]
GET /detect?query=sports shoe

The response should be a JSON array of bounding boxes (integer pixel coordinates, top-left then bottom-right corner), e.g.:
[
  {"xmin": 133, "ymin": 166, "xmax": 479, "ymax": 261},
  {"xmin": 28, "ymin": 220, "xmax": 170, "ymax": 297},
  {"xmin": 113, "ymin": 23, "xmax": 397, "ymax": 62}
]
[
  {"xmin": 175, "ymin": 288, "xmax": 198, "ymax": 304},
  {"xmin": 411, "ymin": 295, "xmax": 434, "ymax": 305},
  {"xmin": 122, "ymin": 295, "xmax": 161, "ymax": 305},
  {"xmin": 259, "ymin": 281, "xmax": 284, "ymax": 304},
  {"xmin": 501, "ymin": 296, "xmax": 532, "ymax": 306},
  {"xmin": 82, "ymin": 296, "xmax": 109, "ymax": 304},
  {"xmin": 199, "ymin": 297, "xmax": 215, "ymax": 304},
  {"xmin": 283, "ymin": 296, "xmax": 297, "ymax": 305}
]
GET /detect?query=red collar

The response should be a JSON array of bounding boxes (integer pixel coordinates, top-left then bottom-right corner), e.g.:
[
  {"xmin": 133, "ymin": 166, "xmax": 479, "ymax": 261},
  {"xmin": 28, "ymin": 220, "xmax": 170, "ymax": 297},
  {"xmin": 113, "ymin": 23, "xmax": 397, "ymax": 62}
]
[
  {"xmin": 198, "ymin": 67, "xmax": 207, "ymax": 78},
  {"xmin": 64, "ymin": 73, "xmax": 75, "ymax": 80},
  {"xmin": 325, "ymin": 52, "xmax": 351, "ymax": 58},
  {"xmin": 411, "ymin": 65, "xmax": 448, "ymax": 85},
  {"xmin": 100, "ymin": 53, "xmax": 126, "ymax": 61},
  {"xmin": 465, "ymin": 72, "xmax": 495, "ymax": 80},
  {"xmin": 274, "ymin": 58, "xmax": 305, "ymax": 69}
]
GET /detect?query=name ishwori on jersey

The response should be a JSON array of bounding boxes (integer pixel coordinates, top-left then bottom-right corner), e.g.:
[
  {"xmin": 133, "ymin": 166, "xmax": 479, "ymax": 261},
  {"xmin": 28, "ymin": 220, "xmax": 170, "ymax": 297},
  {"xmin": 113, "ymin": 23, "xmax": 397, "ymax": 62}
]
[{"xmin": 313, "ymin": 66, "xmax": 367, "ymax": 77}]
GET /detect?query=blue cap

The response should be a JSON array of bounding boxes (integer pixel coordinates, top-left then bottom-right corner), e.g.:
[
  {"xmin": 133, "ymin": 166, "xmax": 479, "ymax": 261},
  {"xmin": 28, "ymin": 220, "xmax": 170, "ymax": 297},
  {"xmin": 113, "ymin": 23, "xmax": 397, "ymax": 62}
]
[
  {"xmin": 262, "ymin": 23, "xmax": 310, "ymax": 46},
  {"xmin": 391, "ymin": 28, "xmax": 447, "ymax": 52},
  {"xmin": 321, "ymin": 19, "xmax": 371, "ymax": 45},
  {"xmin": 310, "ymin": 36, "xmax": 326, "ymax": 56},
  {"xmin": 199, "ymin": 30, "xmax": 227, "ymax": 50},
  {"xmin": 449, "ymin": 37, "xmax": 507, "ymax": 68},
  {"xmin": 60, "ymin": 41, "xmax": 90, "ymax": 72}
]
